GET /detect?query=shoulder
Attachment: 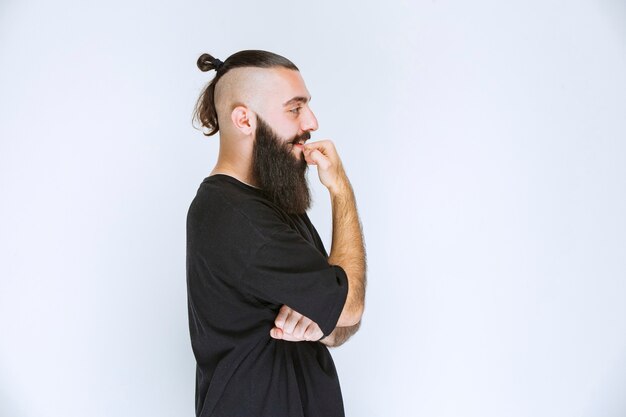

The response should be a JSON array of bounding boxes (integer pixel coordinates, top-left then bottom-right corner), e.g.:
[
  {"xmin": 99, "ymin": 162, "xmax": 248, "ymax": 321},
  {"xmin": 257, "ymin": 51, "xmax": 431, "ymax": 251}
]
[{"xmin": 187, "ymin": 175, "xmax": 291, "ymax": 244}]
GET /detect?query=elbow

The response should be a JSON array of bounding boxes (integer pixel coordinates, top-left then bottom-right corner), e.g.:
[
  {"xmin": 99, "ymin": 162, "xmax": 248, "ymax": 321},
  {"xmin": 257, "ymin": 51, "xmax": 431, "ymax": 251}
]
[{"xmin": 336, "ymin": 305, "xmax": 364, "ymax": 327}]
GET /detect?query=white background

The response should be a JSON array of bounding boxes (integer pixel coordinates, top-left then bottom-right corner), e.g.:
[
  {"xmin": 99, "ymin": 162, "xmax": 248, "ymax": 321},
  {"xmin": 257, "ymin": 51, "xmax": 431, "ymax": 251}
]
[{"xmin": 1, "ymin": 1, "xmax": 625, "ymax": 416}]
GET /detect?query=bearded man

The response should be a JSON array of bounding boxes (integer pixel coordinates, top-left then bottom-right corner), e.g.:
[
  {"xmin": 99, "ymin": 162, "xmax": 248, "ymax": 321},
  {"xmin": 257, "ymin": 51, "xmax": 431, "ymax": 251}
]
[{"xmin": 186, "ymin": 49, "xmax": 367, "ymax": 417}]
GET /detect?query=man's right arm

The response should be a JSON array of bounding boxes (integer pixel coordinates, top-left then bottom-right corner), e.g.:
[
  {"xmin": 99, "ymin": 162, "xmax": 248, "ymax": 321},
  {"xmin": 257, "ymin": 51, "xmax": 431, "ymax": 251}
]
[
  {"xmin": 303, "ymin": 140, "xmax": 367, "ymax": 328},
  {"xmin": 328, "ymin": 177, "xmax": 366, "ymax": 327}
]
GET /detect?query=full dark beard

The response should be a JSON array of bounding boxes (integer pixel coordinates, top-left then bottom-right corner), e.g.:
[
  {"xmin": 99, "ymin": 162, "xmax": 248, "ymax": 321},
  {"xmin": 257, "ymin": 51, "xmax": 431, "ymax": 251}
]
[{"xmin": 251, "ymin": 115, "xmax": 311, "ymax": 214}]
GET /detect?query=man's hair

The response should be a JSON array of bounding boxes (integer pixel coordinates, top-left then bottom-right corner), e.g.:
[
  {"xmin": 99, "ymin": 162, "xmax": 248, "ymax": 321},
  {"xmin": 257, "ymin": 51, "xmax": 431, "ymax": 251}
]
[{"xmin": 191, "ymin": 49, "xmax": 299, "ymax": 137}]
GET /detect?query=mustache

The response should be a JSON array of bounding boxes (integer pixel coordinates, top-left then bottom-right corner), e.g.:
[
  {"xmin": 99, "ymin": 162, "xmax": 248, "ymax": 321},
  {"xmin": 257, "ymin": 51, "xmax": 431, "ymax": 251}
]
[{"xmin": 290, "ymin": 131, "xmax": 311, "ymax": 144}]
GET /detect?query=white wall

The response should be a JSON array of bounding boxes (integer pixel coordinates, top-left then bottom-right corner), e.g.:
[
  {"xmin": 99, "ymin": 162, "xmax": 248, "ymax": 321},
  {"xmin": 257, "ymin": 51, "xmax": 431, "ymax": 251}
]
[{"xmin": 1, "ymin": 1, "xmax": 625, "ymax": 416}]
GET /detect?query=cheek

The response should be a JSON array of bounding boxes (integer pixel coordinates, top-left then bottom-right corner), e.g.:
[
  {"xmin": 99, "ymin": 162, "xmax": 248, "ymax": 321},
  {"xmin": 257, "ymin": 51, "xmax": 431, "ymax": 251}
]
[{"xmin": 271, "ymin": 119, "xmax": 296, "ymax": 139}]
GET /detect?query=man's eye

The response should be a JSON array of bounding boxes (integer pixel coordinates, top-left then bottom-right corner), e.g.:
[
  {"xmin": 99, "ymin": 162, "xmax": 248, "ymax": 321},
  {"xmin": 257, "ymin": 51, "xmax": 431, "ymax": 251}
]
[{"xmin": 290, "ymin": 107, "xmax": 302, "ymax": 114}]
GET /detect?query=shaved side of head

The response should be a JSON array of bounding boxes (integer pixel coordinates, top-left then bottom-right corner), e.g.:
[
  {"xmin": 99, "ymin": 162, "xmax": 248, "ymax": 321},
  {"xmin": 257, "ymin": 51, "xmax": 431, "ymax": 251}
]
[{"xmin": 213, "ymin": 67, "xmax": 279, "ymax": 137}]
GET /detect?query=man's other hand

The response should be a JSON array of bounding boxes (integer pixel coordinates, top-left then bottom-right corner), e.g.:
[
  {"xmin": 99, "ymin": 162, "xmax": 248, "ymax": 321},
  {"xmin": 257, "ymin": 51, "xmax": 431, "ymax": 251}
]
[
  {"xmin": 270, "ymin": 304, "xmax": 324, "ymax": 342},
  {"xmin": 302, "ymin": 140, "xmax": 348, "ymax": 194}
]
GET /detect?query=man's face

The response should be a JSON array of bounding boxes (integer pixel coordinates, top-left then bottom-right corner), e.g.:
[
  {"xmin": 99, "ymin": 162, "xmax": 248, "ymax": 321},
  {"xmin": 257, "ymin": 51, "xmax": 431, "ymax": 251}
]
[
  {"xmin": 252, "ymin": 68, "xmax": 319, "ymax": 158},
  {"xmin": 249, "ymin": 68, "xmax": 319, "ymax": 214},
  {"xmin": 251, "ymin": 114, "xmax": 312, "ymax": 214}
]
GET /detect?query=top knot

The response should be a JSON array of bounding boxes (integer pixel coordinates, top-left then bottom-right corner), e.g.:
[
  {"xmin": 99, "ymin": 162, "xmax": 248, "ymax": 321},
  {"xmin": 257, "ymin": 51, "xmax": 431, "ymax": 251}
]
[
  {"xmin": 197, "ymin": 53, "xmax": 225, "ymax": 72},
  {"xmin": 210, "ymin": 57, "xmax": 224, "ymax": 71}
]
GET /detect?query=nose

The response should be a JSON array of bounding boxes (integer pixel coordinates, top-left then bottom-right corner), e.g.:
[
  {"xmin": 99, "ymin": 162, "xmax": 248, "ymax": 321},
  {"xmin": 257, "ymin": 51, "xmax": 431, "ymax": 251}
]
[{"xmin": 301, "ymin": 106, "xmax": 319, "ymax": 132}]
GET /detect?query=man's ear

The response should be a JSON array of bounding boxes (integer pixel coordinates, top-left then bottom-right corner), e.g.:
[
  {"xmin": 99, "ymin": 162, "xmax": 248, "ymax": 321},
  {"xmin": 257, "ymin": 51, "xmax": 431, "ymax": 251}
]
[{"xmin": 230, "ymin": 105, "xmax": 255, "ymax": 136}]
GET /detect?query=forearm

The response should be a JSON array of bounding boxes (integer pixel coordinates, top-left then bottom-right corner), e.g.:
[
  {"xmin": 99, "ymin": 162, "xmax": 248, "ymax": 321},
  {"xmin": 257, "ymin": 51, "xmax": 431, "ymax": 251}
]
[
  {"xmin": 320, "ymin": 321, "xmax": 361, "ymax": 348},
  {"xmin": 327, "ymin": 178, "xmax": 367, "ymax": 325}
]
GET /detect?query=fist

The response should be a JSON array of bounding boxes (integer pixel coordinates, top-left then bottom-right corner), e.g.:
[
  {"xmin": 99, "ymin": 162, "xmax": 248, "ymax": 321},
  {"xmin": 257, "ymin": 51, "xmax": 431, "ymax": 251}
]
[
  {"xmin": 302, "ymin": 140, "xmax": 347, "ymax": 193},
  {"xmin": 270, "ymin": 304, "xmax": 324, "ymax": 342}
]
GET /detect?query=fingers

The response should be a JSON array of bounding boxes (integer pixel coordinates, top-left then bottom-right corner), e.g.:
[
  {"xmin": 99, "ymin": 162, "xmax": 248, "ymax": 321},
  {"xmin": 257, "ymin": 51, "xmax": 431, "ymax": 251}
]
[
  {"xmin": 303, "ymin": 142, "xmax": 332, "ymax": 170},
  {"xmin": 274, "ymin": 304, "xmax": 291, "ymax": 329},
  {"xmin": 270, "ymin": 323, "xmax": 323, "ymax": 341},
  {"xmin": 304, "ymin": 148, "xmax": 331, "ymax": 170},
  {"xmin": 303, "ymin": 322, "xmax": 324, "ymax": 341},
  {"xmin": 271, "ymin": 305, "xmax": 324, "ymax": 342},
  {"xmin": 274, "ymin": 305, "xmax": 305, "ymax": 336},
  {"xmin": 301, "ymin": 140, "xmax": 346, "ymax": 192},
  {"xmin": 271, "ymin": 327, "xmax": 297, "ymax": 341},
  {"xmin": 282, "ymin": 310, "xmax": 311, "ymax": 337},
  {"xmin": 303, "ymin": 139, "xmax": 335, "ymax": 156},
  {"xmin": 270, "ymin": 327, "xmax": 284, "ymax": 339}
]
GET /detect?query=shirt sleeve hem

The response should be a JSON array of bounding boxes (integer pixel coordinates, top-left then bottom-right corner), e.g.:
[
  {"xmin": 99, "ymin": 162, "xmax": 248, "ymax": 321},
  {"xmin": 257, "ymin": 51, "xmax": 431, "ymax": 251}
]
[{"xmin": 318, "ymin": 264, "xmax": 349, "ymax": 336}]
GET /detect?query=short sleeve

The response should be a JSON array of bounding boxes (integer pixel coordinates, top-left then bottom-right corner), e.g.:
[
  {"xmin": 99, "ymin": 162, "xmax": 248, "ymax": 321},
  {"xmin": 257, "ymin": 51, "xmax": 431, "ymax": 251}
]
[{"xmin": 239, "ymin": 223, "xmax": 349, "ymax": 337}]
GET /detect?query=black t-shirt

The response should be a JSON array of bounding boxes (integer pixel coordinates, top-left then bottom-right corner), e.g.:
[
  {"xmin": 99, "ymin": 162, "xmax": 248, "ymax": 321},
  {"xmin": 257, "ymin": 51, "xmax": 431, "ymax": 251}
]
[{"xmin": 186, "ymin": 174, "xmax": 350, "ymax": 417}]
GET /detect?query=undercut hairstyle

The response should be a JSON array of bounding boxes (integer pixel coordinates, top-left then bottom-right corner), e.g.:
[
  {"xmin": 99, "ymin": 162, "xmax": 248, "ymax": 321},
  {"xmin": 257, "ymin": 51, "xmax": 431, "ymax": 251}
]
[{"xmin": 191, "ymin": 50, "xmax": 299, "ymax": 137}]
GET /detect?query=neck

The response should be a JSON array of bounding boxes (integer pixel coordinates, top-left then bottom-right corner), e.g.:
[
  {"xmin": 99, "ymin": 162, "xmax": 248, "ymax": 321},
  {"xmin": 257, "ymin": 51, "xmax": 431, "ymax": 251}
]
[
  {"xmin": 210, "ymin": 165, "xmax": 259, "ymax": 189},
  {"xmin": 212, "ymin": 137, "xmax": 257, "ymax": 187}
]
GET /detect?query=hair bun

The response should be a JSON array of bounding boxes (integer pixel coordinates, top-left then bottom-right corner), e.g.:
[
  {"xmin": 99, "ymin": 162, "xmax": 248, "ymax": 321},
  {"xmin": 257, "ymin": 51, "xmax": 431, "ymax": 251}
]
[{"xmin": 197, "ymin": 53, "xmax": 223, "ymax": 72}]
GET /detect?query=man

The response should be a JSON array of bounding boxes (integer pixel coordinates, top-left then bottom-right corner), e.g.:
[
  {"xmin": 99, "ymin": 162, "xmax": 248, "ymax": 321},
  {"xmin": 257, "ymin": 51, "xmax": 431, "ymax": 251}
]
[{"xmin": 186, "ymin": 49, "xmax": 367, "ymax": 417}]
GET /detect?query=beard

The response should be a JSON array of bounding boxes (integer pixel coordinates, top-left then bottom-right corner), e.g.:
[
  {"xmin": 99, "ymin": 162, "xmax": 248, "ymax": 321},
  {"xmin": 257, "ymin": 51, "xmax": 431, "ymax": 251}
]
[{"xmin": 251, "ymin": 115, "xmax": 312, "ymax": 215}]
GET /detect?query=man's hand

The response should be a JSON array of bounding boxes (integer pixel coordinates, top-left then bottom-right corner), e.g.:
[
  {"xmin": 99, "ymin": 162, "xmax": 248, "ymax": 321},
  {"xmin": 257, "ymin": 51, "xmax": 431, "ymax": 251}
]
[
  {"xmin": 270, "ymin": 304, "xmax": 324, "ymax": 342},
  {"xmin": 302, "ymin": 140, "xmax": 348, "ymax": 194}
]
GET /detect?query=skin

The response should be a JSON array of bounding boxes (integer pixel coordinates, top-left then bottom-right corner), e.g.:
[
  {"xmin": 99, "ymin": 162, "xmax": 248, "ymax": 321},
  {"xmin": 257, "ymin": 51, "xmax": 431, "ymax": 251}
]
[{"xmin": 210, "ymin": 66, "xmax": 365, "ymax": 346}]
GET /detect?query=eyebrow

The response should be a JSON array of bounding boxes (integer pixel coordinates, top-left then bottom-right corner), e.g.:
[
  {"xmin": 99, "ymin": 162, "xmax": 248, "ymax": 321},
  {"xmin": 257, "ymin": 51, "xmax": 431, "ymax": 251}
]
[{"xmin": 283, "ymin": 96, "xmax": 311, "ymax": 107}]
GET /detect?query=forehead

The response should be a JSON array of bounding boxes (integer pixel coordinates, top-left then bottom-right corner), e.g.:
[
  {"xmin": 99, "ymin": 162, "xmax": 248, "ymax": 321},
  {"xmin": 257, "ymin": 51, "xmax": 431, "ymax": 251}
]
[{"xmin": 265, "ymin": 67, "xmax": 311, "ymax": 107}]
